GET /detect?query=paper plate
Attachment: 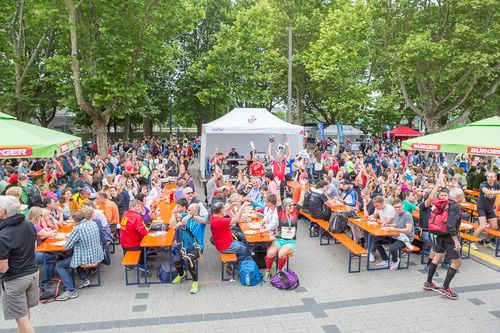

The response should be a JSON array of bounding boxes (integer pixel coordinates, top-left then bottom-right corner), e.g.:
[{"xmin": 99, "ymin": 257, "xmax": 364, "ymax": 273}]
[
  {"xmin": 249, "ymin": 223, "xmax": 261, "ymax": 230},
  {"xmin": 367, "ymin": 221, "xmax": 378, "ymax": 226},
  {"xmin": 244, "ymin": 230, "xmax": 257, "ymax": 235},
  {"xmin": 53, "ymin": 241, "xmax": 66, "ymax": 247},
  {"xmin": 53, "ymin": 233, "xmax": 66, "ymax": 239}
]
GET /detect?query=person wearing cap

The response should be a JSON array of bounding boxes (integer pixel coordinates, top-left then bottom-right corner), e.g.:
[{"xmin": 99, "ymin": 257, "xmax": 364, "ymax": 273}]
[
  {"xmin": 66, "ymin": 170, "xmax": 86, "ymax": 193},
  {"xmin": 262, "ymin": 182, "xmax": 306, "ymax": 282}
]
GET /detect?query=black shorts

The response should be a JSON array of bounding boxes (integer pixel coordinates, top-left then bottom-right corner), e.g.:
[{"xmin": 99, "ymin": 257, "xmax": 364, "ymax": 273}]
[
  {"xmin": 477, "ymin": 207, "xmax": 497, "ymax": 220},
  {"xmin": 433, "ymin": 235, "xmax": 460, "ymax": 260}
]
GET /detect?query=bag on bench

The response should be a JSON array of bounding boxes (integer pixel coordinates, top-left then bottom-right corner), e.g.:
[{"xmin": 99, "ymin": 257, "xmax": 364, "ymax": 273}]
[{"xmin": 329, "ymin": 212, "xmax": 349, "ymax": 234}]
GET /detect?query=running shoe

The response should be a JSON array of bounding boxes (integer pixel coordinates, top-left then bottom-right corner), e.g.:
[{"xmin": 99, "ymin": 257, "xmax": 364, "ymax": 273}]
[
  {"xmin": 438, "ymin": 287, "xmax": 458, "ymax": 300},
  {"xmin": 485, "ymin": 242, "xmax": 497, "ymax": 250},
  {"xmin": 263, "ymin": 270, "xmax": 271, "ymax": 282},
  {"xmin": 190, "ymin": 281, "xmax": 199, "ymax": 294},
  {"xmin": 423, "ymin": 281, "xmax": 439, "ymax": 292},
  {"xmin": 389, "ymin": 259, "xmax": 400, "ymax": 271},
  {"xmin": 172, "ymin": 272, "xmax": 186, "ymax": 285},
  {"xmin": 77, "ymin": 279, "xmax": 91, "ymax": 289},
  {"xmin": 375, "ymin": 260, "xmax": 389, "ymax": 267},
  {"xmin": 369, "ymin": 253, "xmax": 376, "ymax": 263},
  {"xmin": 470, "ymin": 243, "xmax": 479, "ymax": 251}
]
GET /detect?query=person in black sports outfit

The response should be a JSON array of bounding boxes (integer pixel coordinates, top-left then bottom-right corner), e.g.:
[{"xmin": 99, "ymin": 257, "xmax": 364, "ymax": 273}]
[
  {"xmin": 423, "ymin": 188, "xmax": 464, "ymax": 300},
  {"xmin": 471, "ymin": 171, "xmax": 500, "ymax": 250}
]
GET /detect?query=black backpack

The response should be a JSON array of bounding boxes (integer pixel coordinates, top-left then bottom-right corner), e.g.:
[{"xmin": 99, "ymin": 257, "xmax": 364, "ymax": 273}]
[
  {"xmin": 329, "ymin": 212, "xmax": 349, "ymax": 234},
  {"xmin": 39, "ymin": 278, "xmax": 65, "ymax": 303},
  {"xmin": 22, "ymin": 184, "xmax": 42, "ymax": 208}
]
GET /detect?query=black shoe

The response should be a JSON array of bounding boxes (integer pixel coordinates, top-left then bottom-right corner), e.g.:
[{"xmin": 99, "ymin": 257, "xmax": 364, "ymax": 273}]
[{"xmin": 438, "ymin": 287, "xmax": 458, "ymax": 300}]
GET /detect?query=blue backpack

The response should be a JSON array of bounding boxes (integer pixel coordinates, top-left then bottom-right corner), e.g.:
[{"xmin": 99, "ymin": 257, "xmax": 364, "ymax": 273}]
[{"xmin": 239, "ymin": 257, "xmax": 262, "ymax": 286}]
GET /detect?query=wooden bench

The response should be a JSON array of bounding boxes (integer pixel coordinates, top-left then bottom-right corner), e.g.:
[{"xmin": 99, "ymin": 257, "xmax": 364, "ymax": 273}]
[
  {"xmin": 302, "ymin": 211, "xmax": 367, "ymax": 273},
  {"xmin": 300, "ymin": 211, "xmax": 321, "ymax": 238},
  {"xmin": 461, "ymin": 221, "xmax": 500, "ymax": 257},
  {"xmin": 332, "ymin": 233, "xmax": 368, "ymax": 273},
  {"xmin": 459, "ymin": 232, "xmax": 482, "ymax": 259},
  {"xmin": 121, "ymin": 250, "xmax": 141, "ymax": 285},
  {"xmin": 220, "ymin": 253, "xmax": 237, "ymax": 281},
  {"xmin": 79, "ymin": 263, "xmax": 101, "ymax": 287}
]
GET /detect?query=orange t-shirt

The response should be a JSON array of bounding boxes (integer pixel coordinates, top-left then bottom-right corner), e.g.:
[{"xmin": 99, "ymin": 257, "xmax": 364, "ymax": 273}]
[
  {"xmin": 103, "ymin": 200, "xmax": 120, "ymax": 225},
  {"xmin": 292, "ymin": 184, "xmax": 309, "ymax": 204}
]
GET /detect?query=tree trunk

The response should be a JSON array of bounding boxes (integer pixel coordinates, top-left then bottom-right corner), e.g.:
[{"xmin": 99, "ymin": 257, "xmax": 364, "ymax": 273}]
[
  {"xmin": 123, "ymin": 114, "xmax": 131, "ymax": 141},
  {"xmin": 143, "ymin": 118, "xmax": 153, "ymax": 138},
  {"xmin": 294, "ymin": 86, "xmax": 303, "ymax": 125},
  {"xmin": 196, "ymin": 116, "xmax": 203, "ymax": 136},
  {"xmin": 91, "ymin": 113, "xmax": 109, "ymax": 157}
]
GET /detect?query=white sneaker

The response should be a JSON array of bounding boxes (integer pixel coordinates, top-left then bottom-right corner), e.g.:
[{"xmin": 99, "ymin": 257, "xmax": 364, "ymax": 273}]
[
  {"xmin": 470, "ymin": 243, "xmax": 479, "ymax": 251},
  {"xmin": 369, "ymin": 253, "xmax": 375, "ymax": 262},
  {"xmin": 375, "ymin": 260, "xmax": 389, "ymax": 267},
  {"xmin": 390, "ymin": 259, "xmax": 400, "ymax": 271},
  {"xmin": 404, "ymin": 240, "xmax": 414, "ymax": 250}
]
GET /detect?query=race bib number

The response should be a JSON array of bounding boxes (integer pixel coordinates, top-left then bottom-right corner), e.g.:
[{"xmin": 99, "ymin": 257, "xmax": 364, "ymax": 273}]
[
  {"xmin": 285, "ymin": 167, "xmax": 291, "ymax": 174},
  {"xmin": 280, "ymin": 226, "xmax": 296, "ymax": 239}
]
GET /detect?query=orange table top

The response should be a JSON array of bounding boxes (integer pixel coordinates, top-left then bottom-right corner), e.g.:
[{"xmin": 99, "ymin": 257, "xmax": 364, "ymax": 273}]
[
  {"xmin": 36, "ymin": 223, "xmax": 75, "ymax": 253},
  {"xmin": 140, "ymin": 229, "xmax": 175, "ymax": 248},
  {"xmin": 348, "ymin": 217, "xmax": 398, "ymax": 237},
  {"xmin": 460, "ymin": 202, "xmax": 477, "ymax": 211},
  {"xmin": 238, "ymin": 221, "xmax": 272, "ymax": 243},
  {"xmin": 141, "ymin": 201, "xmax": 175, "ymax": 248},
  {"xmin": 326, "ymin": 200, "xmax": 352, "ymax": 213}
]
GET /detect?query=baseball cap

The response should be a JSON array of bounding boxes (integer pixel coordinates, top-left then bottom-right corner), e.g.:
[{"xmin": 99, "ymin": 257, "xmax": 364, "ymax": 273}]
[{"xmin": 282, "ymin": 198, "xmax": 294, "ymax": 207}]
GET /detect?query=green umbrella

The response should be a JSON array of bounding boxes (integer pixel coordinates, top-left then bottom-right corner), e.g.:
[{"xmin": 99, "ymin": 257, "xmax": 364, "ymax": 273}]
[
  {"xmin": 0, "ymin": 111, "xmax": 82, "ymax": 159},
  {"xmin": 402, "ymin": 116, "xmax": 500, "ymax": 156}
]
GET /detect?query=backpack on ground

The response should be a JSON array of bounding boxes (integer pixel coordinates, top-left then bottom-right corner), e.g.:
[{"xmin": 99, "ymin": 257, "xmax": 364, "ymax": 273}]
[
  {"xmin": 270, "ymin": 270, "xmax": 300, "ymax": 290},
  {"xmin": 428, "ymin": 199, "xmax": 452, "ymax": 235},
  {"xmin": 239, "ymin": 257, "xmax": 262, "ymax": 286},
  {"xmin": 157, "ymin": 263, "xmax": 178, "ymax": 283},
  {"xmin": 39, "ymin": 278, "xmax": 65, "ymax": 303},
  {"xmin": 329, "ymin": 212, "xmax": 349, "ymax": 234}
]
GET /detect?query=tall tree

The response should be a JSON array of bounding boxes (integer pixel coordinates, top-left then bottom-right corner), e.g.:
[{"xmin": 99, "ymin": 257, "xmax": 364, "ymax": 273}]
[
  {"xmin": 371, "ymin": 0, "xmax": 499, "ymax": 132},
  {"xmin": 65, "ymin": 0, "xmax": 203, "ymax": 155}
]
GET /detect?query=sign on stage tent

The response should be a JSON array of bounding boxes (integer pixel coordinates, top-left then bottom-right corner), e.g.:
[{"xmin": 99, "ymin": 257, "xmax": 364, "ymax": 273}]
[{"xmin": 200, "ymin": 108, "xmax": 305, "ymax": 177}]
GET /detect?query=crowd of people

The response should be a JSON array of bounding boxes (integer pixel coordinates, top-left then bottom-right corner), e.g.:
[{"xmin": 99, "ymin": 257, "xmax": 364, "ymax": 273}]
[{"xmin": 0, "ymin": 133, "xmax": 499, "ymax": 332}]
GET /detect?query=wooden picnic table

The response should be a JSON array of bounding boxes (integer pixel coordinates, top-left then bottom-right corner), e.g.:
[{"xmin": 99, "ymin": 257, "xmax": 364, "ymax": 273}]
[
  {"xmin": 238, "ymin": 221, "xmax": 272, "ymax": 244},
  {"xmin": 140, "ymin": 202, "xmax": 175, "ymax": 284},
  {"xmin": 36, "ymin": 223, "xmax": 75, "ymax": 253},
  {"xmin": 464, "ymin": 189, "xmax": 480, "ymax": 198}
]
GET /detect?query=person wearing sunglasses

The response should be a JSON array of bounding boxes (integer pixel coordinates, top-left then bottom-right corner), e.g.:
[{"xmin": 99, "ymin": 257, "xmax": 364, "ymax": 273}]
[{"xmin": 262, "ymin": 181, "xmax": 306, "ymax": 282}]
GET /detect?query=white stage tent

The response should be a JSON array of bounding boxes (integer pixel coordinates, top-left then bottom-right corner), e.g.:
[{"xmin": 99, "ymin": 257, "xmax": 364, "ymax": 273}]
[
  {"xmin": 322, "ymin": 124, "xmax": 364, "ymax": 138},
  {"xmin": 200, "ymin": 108, "xmax": 305, "ymax": 177}
]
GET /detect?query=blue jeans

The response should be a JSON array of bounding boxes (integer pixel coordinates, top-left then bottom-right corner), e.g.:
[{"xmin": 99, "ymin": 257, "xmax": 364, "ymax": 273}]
[
  {"xmin": 223, "ymin": 240, "xmax": 249, "ymax": 263},
  {"xmin": 36, "ymin": 252, "xmax": 56, "ymax": 280},
  {"xmin": 55, "ymin": 256, "xmax": 88, "ymax": 292}
]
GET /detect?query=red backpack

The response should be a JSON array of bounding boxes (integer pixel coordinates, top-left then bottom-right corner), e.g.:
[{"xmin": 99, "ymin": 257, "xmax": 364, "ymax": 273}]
[{"xmin": 428, "ymin": 199, "xmax": 451, "ymax": 235}]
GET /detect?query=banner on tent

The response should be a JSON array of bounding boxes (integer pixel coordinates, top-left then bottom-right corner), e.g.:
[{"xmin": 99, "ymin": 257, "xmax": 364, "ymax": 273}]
[
  {"xmin": 73, "ymin": 140, "xmax": 80, "ymax": 147},
  {"xmin": 0, "ymin": 147, "xmax": 32, "ymax": 157},
  {"xmin": 411, "ymin": 143, "xmax": 441, "ymax": 151},
  {"xmin": 317, "ymin": 122, "xmax": 324, "ymax": 142},
  {"xmin": 467, "ymin": 146, "xmax": 500, "ymax": 156},
  {"xmin": 60, "ymin": 143, "xmax": 69, "ymax": 153}
]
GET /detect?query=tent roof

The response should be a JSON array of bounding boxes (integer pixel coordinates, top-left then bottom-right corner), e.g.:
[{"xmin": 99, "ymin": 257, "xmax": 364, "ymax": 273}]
[
  {"xmin": 323, "ymin": 124, "xmax": 364, "ymax": 136},
  {"xmin": 390, "ymin": 126, "xmax": 423, "ymax": 137},
  {"xmin": 0, "ymin": 114, "xmax": 82, "ymax": 158},
  {"xmin": 402, "ymin": 116, "xmax": 500, "ymax": 156},
  {"xmin": 203, "ymin": 108, "xmax": 304, "ymax": 135}
]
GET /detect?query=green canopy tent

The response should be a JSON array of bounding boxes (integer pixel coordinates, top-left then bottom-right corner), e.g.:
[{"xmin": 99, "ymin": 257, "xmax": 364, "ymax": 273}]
[
  {"xmin": 402, "ymin": 116, "xmax": 500, "ymax": 157},
  {"xmin": 0, "ymin": 111, "xmax": 82, "ymax": 159}
]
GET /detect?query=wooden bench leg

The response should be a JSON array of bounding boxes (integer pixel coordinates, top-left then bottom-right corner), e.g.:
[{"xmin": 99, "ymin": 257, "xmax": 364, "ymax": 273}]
[
  {"xmin": 319, "ymin": 228, "xmax": 331, "ymax": 246},
  {"xmin": 398, "ymin": 250, "xmax": 411, "ymax": 270},
  {"xmin": 348, "ymin": 253, "xmax": 361, "ymax": 273}
]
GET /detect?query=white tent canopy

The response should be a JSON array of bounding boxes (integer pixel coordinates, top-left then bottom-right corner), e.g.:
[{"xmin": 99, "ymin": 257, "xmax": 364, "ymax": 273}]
[
  {"xmin": 322, "ymin": 124, "xmax": 364, "ymax": 137},
  {"xmin": 200, "ymin": 108, "xmax": 305, "ymax": 177}
]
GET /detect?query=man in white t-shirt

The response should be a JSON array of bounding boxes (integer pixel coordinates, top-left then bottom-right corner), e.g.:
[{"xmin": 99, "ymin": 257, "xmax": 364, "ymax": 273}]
[{"xmin": 367, "ymin": 195, "xmax": 395, "ymax": 262}]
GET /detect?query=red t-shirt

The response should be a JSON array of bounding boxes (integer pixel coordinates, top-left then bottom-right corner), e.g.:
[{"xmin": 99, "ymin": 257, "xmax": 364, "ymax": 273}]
[
  {"xmin": 120, "ymin": 210, "xmax": 148, "ymax": 249},
  {"xmin": 209, "ymin": 215, "xmax": 233, "ymax": 252},
  {"xmin": 250, "ymin": 163, "xmax": 264, "ymax": 177},
  {"xmin": 272, "ymin": 160, "xmax": 286, "ymax": 181}
]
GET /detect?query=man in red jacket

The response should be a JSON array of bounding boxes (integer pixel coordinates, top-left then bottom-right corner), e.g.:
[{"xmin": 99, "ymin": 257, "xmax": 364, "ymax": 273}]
[{"xmin": 120, "ymin": 199, "xmax": 149, "ymax": 271}]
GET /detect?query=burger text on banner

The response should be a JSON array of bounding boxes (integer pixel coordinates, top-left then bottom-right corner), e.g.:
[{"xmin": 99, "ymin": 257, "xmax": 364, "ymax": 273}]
[{"xmin": 0, "ymin": 147, "xmax": 33, "ymax": 157}]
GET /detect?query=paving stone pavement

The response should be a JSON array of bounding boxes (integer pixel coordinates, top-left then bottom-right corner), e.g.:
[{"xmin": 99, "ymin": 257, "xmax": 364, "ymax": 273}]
[{"xmin": 1, "ymin": 159, "xmax": 499, "ymax": 333}]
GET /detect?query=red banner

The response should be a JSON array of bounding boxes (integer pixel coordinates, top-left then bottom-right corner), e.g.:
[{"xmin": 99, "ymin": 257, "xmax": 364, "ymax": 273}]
[
  {"xmin": 73, "ymin": 140, "xmax": 80, "ymax": 147},
  {"xmin": 410, "ymin": 143, "xmax": 441, "ymax": 151},
  {"xmin": 467, "ymin": 146, "xmax": 500, "ymax": 156},
  {"xmin": 60, "ymin": 143, "xmax": 69, "ymax": 153},
  {"xmin": 0, "ymin": 147, "xmax": 33, "ymax": 157}
]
